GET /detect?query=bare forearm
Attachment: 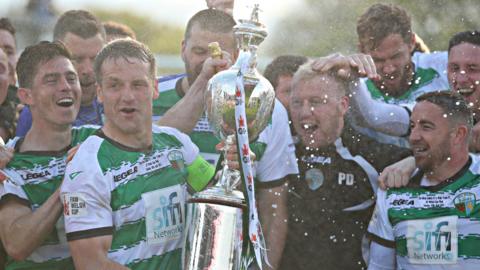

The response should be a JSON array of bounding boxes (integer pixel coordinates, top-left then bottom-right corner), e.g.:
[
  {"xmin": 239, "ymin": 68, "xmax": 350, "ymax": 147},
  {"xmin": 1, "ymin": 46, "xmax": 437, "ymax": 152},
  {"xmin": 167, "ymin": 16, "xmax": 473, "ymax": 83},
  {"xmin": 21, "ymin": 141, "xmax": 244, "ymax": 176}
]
[
  {"xmin": 258, "ymin": 185, "xmax": 288, "ymax": 270},
  {"xmin": 156, "ymin": 76, "xmax": 209, "ymax": 133},
  {"xmin": 1, "ymin": 191, "xmax": 62, "ymax": 260},
  {"xmin": 74, "ymin": 257, "xmax": 130, "ymax": 270}
]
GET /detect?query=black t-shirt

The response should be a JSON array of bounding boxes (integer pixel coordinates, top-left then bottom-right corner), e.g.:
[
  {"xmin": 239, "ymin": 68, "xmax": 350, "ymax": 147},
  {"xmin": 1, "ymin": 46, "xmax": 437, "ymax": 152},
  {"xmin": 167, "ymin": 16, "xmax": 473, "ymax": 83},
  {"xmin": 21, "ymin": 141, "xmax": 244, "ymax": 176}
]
[{"xmin": 280, "ymin": 123, "xmax": 411, "ymax": 270}]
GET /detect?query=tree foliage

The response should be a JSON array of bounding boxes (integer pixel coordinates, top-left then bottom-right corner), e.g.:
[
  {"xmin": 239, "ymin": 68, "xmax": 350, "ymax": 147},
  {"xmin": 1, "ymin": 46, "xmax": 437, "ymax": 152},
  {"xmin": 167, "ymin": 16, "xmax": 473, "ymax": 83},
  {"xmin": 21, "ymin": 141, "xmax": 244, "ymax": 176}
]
[{"xmin": 266, "ymin": 0, "xmax": 480, "ymax": 57}]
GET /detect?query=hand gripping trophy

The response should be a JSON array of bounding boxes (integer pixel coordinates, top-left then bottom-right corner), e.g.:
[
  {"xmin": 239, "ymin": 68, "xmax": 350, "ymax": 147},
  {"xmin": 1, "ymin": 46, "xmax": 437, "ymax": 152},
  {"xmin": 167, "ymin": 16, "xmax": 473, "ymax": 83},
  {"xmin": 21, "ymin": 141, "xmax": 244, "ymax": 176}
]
[{"xmin": 182, "ymin": 4, "xmax": 275, "ymax": 270}]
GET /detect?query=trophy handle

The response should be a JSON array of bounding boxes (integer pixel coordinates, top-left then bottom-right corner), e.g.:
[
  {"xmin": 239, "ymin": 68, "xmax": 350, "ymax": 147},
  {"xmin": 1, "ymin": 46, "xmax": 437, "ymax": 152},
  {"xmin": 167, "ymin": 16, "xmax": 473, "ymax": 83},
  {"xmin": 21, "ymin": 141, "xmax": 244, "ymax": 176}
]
[{"xmin": 217, "ymin": 134, "xmax": 242, "ymax": 193}]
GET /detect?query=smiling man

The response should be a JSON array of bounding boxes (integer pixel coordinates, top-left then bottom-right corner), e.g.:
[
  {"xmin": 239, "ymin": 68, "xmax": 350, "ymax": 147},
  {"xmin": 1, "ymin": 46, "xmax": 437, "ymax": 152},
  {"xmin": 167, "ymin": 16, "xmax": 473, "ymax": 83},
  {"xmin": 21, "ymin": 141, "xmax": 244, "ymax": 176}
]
[
  {"xmin": 352, "ymin": 3, "xmax": 449, "ymax": 147},
  {"xmin": 0, "ymin": 41, "xmax": 98, "ymax": 270},
  {"xmin": 367, "ymin": 91, "xmax": 480, "ymax": 269},
  {"xmin": 61, "ymin": 39, "xmax": 215, "ymax": 270},
  {"xmin": 280, "ymin": 62, "xmax": 410, "ymax": 270},
  {"xmin": 16, "ymin": 10, "xmax": 105, "ymax": 136}
]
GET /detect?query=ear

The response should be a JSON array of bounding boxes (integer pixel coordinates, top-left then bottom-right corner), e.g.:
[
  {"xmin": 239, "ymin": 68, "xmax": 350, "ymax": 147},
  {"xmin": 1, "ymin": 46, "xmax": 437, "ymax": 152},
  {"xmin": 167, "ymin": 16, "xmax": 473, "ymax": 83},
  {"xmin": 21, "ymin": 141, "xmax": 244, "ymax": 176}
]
[
  {"xmin": 452, "ymin": 125, "xmax": 468, "ymax": 145},
  {"xmin": 181, "ymin": 40, "xmax": 187, "ymax": 63},
  {"xmin": 17, "ymin": 87, "xmax": 33, "ymax": 105},
  {"xmin": 153, "ymin": 78, "xmax": 159, "ymax": 100},
  {"xmin": 339, "ymin": 95, "xmax": 350, "ymax": 116},
  {"xmin": 408, "ymin": 33, "xmax": 417, "ymax": 54},
  {"xmin": 96, "ymin": 83, "xmax": 103, "ymax": 103}
]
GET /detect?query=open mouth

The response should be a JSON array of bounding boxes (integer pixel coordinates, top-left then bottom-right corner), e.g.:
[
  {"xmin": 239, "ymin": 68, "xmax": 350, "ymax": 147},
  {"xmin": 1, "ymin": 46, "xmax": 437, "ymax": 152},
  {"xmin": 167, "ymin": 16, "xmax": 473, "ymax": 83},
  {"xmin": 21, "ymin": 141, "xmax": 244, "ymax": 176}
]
[
  {"xmin": 80, "ymin": 81, "xmax": 96, "ymax": 88},
  {"xmin": 301, "ymin": 123, "xmax": 318, "ymax": 135},
  {"xmin": 457, "ymin": 88, "xmax": 475, "ymax": 97},
  {"xmin": 412, "ymin": 146, "xmax": 428, "ymax": 155},
  {"xmin": 120, "ymin": 108, "xmax": 136, "ymax": 114},
  {"xmin": 56, "ymin": 97, "xmax": 74, "ymax": 107}
]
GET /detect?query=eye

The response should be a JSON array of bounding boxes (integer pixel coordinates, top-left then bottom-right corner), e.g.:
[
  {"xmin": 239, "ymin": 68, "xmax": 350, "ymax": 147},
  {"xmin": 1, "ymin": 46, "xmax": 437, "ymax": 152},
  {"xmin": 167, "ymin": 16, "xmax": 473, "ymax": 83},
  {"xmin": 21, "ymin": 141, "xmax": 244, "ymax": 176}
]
[{"xmin": 66, "ymin": 74, "xmax": 77, "ymax": 83}]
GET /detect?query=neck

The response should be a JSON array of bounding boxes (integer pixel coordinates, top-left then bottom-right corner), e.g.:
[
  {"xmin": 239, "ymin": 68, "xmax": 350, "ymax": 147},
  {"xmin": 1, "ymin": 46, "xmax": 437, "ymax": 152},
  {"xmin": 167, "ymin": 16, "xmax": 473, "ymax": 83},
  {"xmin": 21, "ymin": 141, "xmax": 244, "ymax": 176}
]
[
  {"xmin": 21, "ymin": 121, "xmax": 72, "ymax": 152},
  {"xmin": 424, "ymin": 151, "xmax": 469, "ymax": 183},
  {"xmin": 102, "ymin": 124, "xmax": 152, "ymax": 150},
  {"xmin": 181, "ymin": 77, "xmax": 190, "ymax": 95}
]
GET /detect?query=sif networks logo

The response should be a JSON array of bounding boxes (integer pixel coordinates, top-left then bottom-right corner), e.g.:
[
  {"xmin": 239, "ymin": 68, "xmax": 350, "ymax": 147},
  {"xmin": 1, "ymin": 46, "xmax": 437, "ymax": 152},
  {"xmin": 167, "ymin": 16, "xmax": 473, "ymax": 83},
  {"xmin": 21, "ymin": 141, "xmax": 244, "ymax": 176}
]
[{"xmin": 407, "ymin": 216, "xmax": 458, "ymax": 264}]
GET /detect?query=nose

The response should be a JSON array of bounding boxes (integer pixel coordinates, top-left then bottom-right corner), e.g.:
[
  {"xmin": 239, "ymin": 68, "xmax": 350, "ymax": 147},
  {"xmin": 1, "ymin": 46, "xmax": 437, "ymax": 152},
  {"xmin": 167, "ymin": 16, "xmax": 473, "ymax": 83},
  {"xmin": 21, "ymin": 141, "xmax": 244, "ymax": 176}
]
[
  {"xmin": 409, "ymin": 125, "xmax": 421, "ymax": 144},
  {"xmin": 59, "ymin": 76, "xmax": 72, "ymax": 92},
  {"xmin": 79, "ymin": 59, "xmax": 94, "ymax": 77},
  {"xmin": 300, "ymin": 100, "xmax": 313, "ymax": 118},
  {"xmin": 453, "ymin": 69, "xmax": 470, "ymax": 87},
  {"xmin": 120, "ymin": 86, "xmax": 135, "ymax": 103},
  {"xmin": 382, "ymin": 60, "xmax": 396, "ymax": 75}
]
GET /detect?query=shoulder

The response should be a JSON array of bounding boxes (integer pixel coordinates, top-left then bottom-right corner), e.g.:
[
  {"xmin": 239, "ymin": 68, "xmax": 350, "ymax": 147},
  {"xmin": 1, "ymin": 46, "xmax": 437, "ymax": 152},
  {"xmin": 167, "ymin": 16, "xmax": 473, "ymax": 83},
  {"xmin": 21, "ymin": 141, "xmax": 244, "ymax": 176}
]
[
  {"xmin": 158, "ymin": 74, "xmax": 185, "ymax": 93},
  {"xmin": 152, "ymin": 125, "xmax": 194, "ymax": 146},
  {"xmin": 412, "ymin": 51, "xmax": 448, "ymax": 70}
]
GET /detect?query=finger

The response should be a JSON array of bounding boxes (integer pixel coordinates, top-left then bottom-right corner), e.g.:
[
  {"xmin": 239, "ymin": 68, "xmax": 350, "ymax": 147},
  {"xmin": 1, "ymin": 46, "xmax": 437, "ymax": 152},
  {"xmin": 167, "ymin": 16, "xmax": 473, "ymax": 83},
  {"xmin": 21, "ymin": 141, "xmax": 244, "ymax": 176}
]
[
  {"xmin": 320, "ymin": 54, "xmax": 347, "ymax": 73},
  {"xmin": 400, "ymin": 174, "xmax": 410, "ymax": 187},
  {"xmin": 350, "ymin": 55, "xmax": 366, "ymax": 76},
  {"xmin": 394, "ymin": 172, "xmax": 403, "ymax": 188},
  {"xmin": 215, "ymin": 141, "xmax": 225, "ymax": 152},
  {"xmin": 365, "ymin": 55, "xmax": 380, "ymax": 80},
  {"xmin": 378, "ymin": 173, "xmax": 387, "ymax": 190}
]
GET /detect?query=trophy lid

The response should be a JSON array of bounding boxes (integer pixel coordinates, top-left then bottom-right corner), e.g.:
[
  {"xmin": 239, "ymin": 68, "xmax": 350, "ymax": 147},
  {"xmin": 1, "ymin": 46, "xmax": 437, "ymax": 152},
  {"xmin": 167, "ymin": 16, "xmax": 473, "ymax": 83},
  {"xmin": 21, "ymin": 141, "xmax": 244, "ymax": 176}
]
[{"xmin": 233, "ymin": 4, "xmax": 267, "ymax": 47}]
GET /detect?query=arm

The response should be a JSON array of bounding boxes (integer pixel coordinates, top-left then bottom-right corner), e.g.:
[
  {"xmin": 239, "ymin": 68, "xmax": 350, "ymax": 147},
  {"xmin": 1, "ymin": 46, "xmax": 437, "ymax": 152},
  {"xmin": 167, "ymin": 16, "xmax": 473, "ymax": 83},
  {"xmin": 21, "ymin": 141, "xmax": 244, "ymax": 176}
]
[
  {"xmin": 311, "ymin": 53, "xmax": 410, "ymax": 136},
  {"xmin": 378, "ymin": 156, "xmax": 415, "ymax": 190},
  {"xmin": 69, "ymin": 235, "xmax": 129, "ymax": 270},
  {"xmin": 0, "ymin": 189, "xmax": 62, "ymax": 260},
  {"xmin": 156, "ymin": 53, "xmax": 232, "ymax": 133},
  {"xmin": 257, "ymin": 182, "xmax": 288, "ymax": 270}
]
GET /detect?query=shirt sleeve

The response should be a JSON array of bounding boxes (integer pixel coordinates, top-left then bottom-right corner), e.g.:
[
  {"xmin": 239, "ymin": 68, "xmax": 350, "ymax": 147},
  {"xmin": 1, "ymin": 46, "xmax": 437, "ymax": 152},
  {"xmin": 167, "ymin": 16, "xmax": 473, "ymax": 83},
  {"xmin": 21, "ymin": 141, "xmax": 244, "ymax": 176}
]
[
  {"xmin": 154, "ymin": 126, "xmax": 214, "ymax": 192},
  {"xmin": 367, "ymin": 189, "xmax": 395, "ymax": 246},
  {"xmin": 60, "ymin": 138, "xmax": 114, "ymax": 241},
  {"xmin": 349, "ymin": 79, "xmax": 410, "ymax": 137},
  {"xmin": 255, "ymin": 100, "xmax": 298, "ymax": 184}
]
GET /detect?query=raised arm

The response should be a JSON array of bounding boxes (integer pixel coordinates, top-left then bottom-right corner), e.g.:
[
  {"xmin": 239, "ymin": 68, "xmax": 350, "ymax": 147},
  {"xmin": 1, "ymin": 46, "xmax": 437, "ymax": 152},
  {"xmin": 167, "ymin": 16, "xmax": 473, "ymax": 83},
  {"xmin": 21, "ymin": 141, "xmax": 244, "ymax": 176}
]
[
  {"xmin": 156, "ymin": 52, "xmax": 232, "ymax": 133},
  {"xmin": 311, "ymin": 53, "xmax": 410, "ymax": 136}
]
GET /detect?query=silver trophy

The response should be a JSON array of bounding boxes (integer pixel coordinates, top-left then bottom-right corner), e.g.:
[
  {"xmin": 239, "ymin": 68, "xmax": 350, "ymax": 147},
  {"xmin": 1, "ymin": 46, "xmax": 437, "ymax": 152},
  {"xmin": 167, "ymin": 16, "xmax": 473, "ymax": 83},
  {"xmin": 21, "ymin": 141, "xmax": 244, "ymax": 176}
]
[{"xmin": 183, "ymin": 5, "xmax": 275, "ymax": 270}]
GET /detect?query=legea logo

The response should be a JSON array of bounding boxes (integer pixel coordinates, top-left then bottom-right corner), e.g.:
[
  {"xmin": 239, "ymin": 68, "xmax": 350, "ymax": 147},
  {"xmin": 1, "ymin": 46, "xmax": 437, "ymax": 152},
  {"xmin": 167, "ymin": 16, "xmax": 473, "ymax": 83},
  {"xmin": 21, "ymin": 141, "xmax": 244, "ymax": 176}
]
[{"xmin": 407, "ymin": 216, "xmax": 458, "ymax": 264}]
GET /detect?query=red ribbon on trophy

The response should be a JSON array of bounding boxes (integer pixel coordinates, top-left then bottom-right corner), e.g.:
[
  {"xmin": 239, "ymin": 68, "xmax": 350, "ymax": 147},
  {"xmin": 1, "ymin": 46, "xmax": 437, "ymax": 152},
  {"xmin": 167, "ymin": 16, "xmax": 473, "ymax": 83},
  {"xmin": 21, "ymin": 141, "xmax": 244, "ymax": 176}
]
[{"xmin": 234, "ymin": 55, "xmax": 269, "ymax": 269}]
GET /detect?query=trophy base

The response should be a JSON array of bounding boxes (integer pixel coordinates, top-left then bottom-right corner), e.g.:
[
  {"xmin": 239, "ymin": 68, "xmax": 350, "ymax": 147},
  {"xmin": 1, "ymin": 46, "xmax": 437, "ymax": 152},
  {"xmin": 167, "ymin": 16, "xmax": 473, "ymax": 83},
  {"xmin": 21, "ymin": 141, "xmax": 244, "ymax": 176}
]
[{"xmin": 183, "ymin": 187, "xmax": 246, "ymax": 270}]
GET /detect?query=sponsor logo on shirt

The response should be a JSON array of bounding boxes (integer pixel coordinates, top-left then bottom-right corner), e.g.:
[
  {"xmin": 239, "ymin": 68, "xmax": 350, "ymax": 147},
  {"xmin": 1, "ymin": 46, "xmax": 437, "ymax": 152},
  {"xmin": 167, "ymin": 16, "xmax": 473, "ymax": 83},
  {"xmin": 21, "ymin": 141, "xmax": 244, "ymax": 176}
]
[
  {"xmin": 113, "ymin": 166, "xmax": 138, "ymax": 182},
  {"xmin": 143, "ymin": 185, "xmax": 185, "ymax": 245},
  {"xmin": 407, "ymin": 216, "xmax": 458, "ymax": 264},
  {"xmin": 301, "ymin": 155, "xmax": 332, "ymax": 165},
  {"xmin": 392, "ymin": 199, "xmax": 415, "ymax": 206},
  {"xmin": 21, "ymin": 170, "xmax": 51, "ymax": 181}
]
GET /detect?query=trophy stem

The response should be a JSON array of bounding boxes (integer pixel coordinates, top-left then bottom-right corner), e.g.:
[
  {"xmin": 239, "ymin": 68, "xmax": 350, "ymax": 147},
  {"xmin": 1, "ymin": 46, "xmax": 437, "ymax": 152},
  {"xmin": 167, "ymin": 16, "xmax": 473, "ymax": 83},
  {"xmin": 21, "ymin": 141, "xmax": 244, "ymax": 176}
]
[{"xmin": 218, "ymin": 134, "xmax": 241, "ymax": 193}]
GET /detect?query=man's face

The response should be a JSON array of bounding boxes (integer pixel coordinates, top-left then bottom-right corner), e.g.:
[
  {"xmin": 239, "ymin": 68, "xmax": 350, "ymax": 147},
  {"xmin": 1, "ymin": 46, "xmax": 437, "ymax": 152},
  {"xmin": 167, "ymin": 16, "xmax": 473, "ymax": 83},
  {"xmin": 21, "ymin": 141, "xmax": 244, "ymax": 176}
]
[
  {"xmin": 28, "ymin": 57, "xmax": 81, "ymax": 128},
  {"xmin": 448, "ymin": 42, "xmax": 480, "ymax": 116},
  {"xmin": 0, "ymin": 29, "xmax": 17, "ymax": 85},
  {"xmin": 275, "ymin": 74, "xmax": 293, "ymax": 110},
  {"xmin": 361, "ymin": 33, "xmax": 415, "ymax": 97},
  {"xmin": 62, "ymin": 33, "xmax": 104, "ymax": 106},
  {"xmin": 98, "ymin": 57, "xmax": 157, "ymax": 137},
  {"xmin": 181, "ymin": 23, "xmax": 236, "ymax": 86},
  {"xmin": 409, "ymin": 101, "xmax": 453, "ymax": 173},
  {"xmin": 289, "ymin": 75, "xmax": 349, "ymax": 148},
  {"xmin": 0, "ymin": 50, "xmax": 8, "ymax": 104}
]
